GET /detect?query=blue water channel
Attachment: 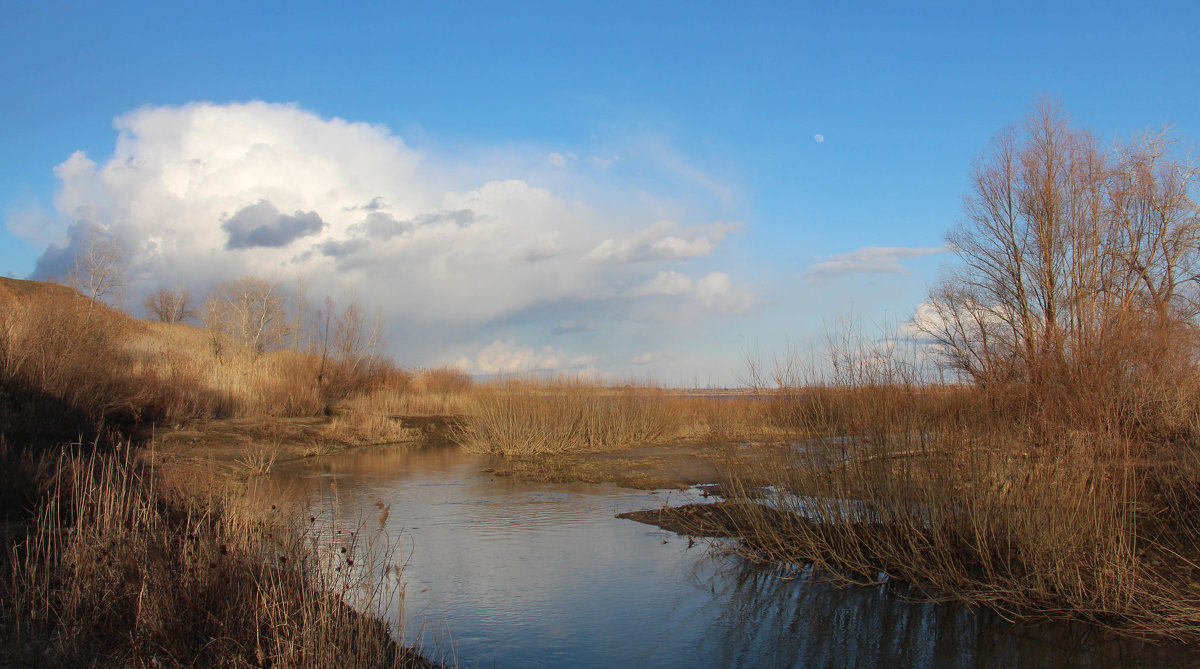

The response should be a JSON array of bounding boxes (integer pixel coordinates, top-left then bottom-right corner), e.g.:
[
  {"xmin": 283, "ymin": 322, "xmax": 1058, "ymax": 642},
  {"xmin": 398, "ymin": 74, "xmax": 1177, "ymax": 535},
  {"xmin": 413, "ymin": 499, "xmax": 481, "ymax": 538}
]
[{"xmin": 267, "ymin": 445, "xmax": 1200, "ymax": 668}]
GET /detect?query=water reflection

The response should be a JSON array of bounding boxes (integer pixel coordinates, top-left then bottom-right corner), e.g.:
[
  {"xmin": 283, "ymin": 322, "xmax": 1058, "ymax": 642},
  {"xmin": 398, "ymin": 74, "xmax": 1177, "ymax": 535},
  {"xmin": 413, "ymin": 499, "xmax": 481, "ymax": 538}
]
[
  {"xmin": 694, "ymin": 560, "xmax": 1193, "ymax": 668},
  {"xmin": 268, "ymin": 446, "xmax": 1200, "ymax": 669}
]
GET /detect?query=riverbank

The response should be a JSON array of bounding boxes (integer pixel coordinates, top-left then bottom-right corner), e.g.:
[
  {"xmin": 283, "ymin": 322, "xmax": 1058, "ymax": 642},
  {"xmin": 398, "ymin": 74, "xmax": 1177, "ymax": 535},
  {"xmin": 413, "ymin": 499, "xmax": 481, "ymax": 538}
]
[
  {"xmin": 1, "ymin": 440, "xmax": 443, "ymax": 668},
  {"xmin": 141, "ymin": 410, "xmax": 735, "ymax": 492},
  {"xmin": 0, "ymin": 276, "xmax": 448, "ymax": 666}
]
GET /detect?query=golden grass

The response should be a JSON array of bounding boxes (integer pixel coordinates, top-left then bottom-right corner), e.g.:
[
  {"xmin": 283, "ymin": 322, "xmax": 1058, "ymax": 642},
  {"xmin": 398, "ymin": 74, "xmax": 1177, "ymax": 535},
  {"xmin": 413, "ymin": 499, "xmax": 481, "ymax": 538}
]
[
  {"xmin": 0, "ymin": 280, "xmax": 458, "ymax": 666},
  {"xmin": 126, "ymin": 324, "xmax": 327, "ymax": 419},
  {"xmin": 456, "ymin": 377, "xmax": 685, "ymax": 455},
  {"xmin": 1, "ymin": 445, "xmax": 436, "ymax": 668},
  {"xmin": 696, "ymin": 332, "xmax": 1200, "ymax": 643},
  {"xmin": 0, "ymin": 282, "xmax": 440, "ymax": 435},
  {"xmin": 453, "ymin": 378, "xmax": 856, "ymax": 457},
  {"xmin": 410, "ymin": 366, "xmax": 473, "ymax": 395},
  {"xmin": 0, "ymin": 287, "xmax": 329, "ymax": 425},
  {"xmin": 337, "ymin": 386, "xmax": 474, "ymax": 420}
]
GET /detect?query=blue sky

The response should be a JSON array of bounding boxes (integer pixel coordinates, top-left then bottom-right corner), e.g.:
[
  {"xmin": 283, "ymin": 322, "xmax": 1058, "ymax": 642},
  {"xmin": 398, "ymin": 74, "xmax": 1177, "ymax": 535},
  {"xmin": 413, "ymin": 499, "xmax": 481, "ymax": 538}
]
[{"xmin": 3, "ymin": 1, "xmax": 1199, "ymax": 383}]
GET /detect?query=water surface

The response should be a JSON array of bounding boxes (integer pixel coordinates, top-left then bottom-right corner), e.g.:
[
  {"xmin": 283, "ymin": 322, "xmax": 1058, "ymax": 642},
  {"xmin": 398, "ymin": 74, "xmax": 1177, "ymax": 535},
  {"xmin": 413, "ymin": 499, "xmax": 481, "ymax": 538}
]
[{"xmin": 269, "ymin": 446, "xmax": 1200, "ymax": 668}]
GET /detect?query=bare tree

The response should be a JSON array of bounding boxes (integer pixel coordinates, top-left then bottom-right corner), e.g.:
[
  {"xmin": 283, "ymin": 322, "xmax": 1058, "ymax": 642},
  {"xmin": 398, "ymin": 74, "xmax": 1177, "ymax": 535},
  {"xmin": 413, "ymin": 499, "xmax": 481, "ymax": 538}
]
[
  {"xmin": 313, "ymin": 294, "xmax": 386, "ymax": 393},
  {"xmin": 203, "ymin": 277, "xmax": 287, "ymax": 355},
  {"xmin": 1107, "ymin": 129, "xmax": 1200, "ymax": 322},
  {"xmin": 290, "ymin": 275, "xmax": 311, "ymax": 352},
  {"xmin": 916, "ymin": 102, "xmax": 1200, "ymax": 407},
  {"xmin": 144, "ymin": 288, "xmax": 197, "ymax": 324},
  {"xmin": 68, "ymin": 228, "xmax": 126, "ymax": 321}
]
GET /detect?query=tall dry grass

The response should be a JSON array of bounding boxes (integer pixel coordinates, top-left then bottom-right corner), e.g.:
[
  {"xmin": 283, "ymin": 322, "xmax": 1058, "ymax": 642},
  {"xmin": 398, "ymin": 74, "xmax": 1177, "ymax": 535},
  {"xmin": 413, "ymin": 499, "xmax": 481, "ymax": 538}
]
[
  {"xmin": 457, "ymin": 377, "xmax": 684, "ymax": 455},
  {"xmin": 0, "ymin": 279, "xmax": 452, "ymax": 666},
  {"xmin": 0, "ymin": 282, "xmax": 423, "ymax": 432},
  {"xmin": 1, "ymin": 282, "xmax": 143, "ymax": 427},
  {"xmin": 410, "ymin": 366, "xmax": 473, "ymax": 395},
  {"xmin": 1, "ymin": 445, "xmax": 436, "ymax": 668},
  {"xmin": 705, "ymin": 323, "xmax": 1200, "ymax": 642},
  {"xmin": 0, "ymin": 286, "xmax": 326, "ymax": 427},
  {"xmin": 128, "ymin": 322, "xmax": 328, "ymax": 419}
]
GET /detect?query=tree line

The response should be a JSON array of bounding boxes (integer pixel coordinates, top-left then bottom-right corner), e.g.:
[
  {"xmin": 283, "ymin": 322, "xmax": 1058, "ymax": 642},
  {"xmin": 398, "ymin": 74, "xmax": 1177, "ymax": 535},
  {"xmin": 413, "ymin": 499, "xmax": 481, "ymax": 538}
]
[{"xmin": 62, "ymin": 234, "xmax": 386, "ymax": 388}]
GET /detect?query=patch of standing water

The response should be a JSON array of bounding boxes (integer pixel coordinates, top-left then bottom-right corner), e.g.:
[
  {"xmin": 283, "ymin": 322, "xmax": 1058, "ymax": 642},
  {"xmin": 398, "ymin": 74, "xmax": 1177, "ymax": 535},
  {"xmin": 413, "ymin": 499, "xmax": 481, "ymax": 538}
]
[{"xmin": 267, "ymin": 445, "xmax": 1200, "ymax": 669}]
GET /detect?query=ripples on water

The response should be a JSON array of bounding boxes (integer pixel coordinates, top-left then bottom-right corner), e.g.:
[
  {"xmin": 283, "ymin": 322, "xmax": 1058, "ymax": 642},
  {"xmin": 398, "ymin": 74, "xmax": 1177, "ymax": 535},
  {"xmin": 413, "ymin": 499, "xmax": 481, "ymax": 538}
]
[{"xmin": 265, "ymin": 446, "xmax": 1200, "ymax": 669}]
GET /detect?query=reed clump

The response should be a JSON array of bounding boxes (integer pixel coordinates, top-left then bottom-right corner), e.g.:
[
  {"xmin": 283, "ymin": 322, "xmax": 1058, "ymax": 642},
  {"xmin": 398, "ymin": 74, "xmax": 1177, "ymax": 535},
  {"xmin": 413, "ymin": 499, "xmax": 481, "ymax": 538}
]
[
  {"xmin": 457, "ymin": 377, "xmax": 684, "ymax": 455},
  {"xmin": 1, "ymin": 445, "xmax": 434, "ymax": 668},
  {"xmin": 411, "ymin": 366, "xmax": 473, "ymax": 395},
  {"xmin": 712, "ymin": 385, "xmax": 1200, "ymax": 641}
]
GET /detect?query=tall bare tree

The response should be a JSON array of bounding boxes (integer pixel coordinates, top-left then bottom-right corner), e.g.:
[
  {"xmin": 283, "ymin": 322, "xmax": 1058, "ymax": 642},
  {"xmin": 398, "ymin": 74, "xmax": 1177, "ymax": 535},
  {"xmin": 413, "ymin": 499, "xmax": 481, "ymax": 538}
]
[
  {"xmin": 313, "ymin": 294, "xmax": 386, "ymax": 393},
  {"xmin": 203, "ymin": 277, "xmax": 287, "ymax": 355},
  {"xmin": 291, "ymin": 275, "xmax": 311, "ymax": 352},
  {"xmin": 144, "ymin": 288, "xmax": 197, "ymax": 324},
  {"xmin": 68, "ymin": 228, "xmax": 126, "ymax": 321},
  {"xmin": 916, "ymin": 102, "xmax": 1200, "ymax": 404}
]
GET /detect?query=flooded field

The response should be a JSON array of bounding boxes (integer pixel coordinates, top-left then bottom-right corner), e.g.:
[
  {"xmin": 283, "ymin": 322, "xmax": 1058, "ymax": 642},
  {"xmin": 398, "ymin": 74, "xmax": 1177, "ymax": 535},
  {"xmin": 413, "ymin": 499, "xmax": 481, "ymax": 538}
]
[{"xmin": 267, "ymin": 446, "xmax": 1200, "ymax": 668}]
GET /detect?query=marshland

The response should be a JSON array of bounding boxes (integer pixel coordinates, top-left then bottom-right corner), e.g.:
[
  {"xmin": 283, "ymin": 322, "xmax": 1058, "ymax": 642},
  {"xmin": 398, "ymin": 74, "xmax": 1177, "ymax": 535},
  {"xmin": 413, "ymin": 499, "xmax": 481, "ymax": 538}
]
[{"xmin": 5, "ymin": 105, "xmax": 1200, "ymax": 667}]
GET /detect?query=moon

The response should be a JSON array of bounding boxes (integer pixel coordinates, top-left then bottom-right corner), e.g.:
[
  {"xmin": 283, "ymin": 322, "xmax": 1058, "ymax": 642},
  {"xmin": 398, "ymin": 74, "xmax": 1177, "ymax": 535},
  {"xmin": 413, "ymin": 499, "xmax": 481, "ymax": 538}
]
[{"xmin": 814, "ymin": 134, "xmax": 825, "ymax": 143}]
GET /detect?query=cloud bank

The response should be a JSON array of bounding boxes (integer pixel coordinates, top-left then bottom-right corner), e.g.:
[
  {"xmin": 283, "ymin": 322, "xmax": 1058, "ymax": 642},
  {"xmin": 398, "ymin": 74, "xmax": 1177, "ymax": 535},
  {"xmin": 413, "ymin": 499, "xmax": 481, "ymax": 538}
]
[
  {"xmin": 804, "ymin": 245, "xmax": 944, "ymax": 280},
  {"xmin": 18, "ymin": 101, "xmax": 752, "ymax": 375}
]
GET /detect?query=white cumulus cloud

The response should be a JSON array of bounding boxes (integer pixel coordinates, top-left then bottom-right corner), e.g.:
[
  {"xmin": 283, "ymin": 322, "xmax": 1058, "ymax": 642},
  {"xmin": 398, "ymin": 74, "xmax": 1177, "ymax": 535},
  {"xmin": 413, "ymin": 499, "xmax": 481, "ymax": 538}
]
[
  {"xmin": 16, "ymin": 101, "xmax": 753, "ymax": 371},
  {"xmin": 623, "ymin": 270, "xmax": 755, "ymax": 321}
]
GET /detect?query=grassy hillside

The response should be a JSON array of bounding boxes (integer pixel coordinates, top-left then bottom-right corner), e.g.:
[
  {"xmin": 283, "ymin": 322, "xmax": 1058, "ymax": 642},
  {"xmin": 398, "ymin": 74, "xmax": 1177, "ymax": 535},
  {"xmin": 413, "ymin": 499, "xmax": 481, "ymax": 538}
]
[{"xmin": 0, "ymin": 280, "xmax": 439, "ymax": 668}]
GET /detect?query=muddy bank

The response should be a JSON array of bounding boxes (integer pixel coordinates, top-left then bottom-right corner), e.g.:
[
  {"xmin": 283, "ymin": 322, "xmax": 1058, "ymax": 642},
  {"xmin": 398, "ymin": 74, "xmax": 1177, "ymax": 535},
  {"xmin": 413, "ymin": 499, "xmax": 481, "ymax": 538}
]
[
  {"xmin": 617, "ymin": 501, "xmax": 841, "ymax": 539},
  {"xmin": 618, "ymin": 502, "xmax": 745, "ymax": 536},
  {"xmin": 488, "ymin": 441, "xmax": 723, "ymax": 489},
  {"xmin": 141, "ymin": 413, "xmax": 462, "ymax": 484},
  {"xmin": 485, "ymin": 439, "xmax": 805, "ymax": 490},
  {"xmin": 146, "ymin": 410, "xmax": 785, "ymax": 495}
]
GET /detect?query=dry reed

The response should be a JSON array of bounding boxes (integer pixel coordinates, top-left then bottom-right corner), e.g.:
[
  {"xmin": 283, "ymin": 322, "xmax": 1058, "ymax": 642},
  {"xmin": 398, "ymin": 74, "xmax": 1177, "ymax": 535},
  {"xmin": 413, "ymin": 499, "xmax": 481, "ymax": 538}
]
[
  {"xmin": 699, "ymin": 323, "xmax": 1200, "ymax": 643},
  {"xmin": 1, "ymin": 445, "xmax": 437, "ymax": 668},
  {"xmin": 456, "ymin": 377, "xmax": 683, "ymax": 455}
]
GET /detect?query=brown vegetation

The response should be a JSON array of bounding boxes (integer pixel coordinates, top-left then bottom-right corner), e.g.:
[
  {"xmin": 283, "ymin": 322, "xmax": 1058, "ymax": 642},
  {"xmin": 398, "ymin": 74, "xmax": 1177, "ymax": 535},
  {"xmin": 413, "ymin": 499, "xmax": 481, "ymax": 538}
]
[
  {"xmin": 144, "ymin": 287, "xmax": 197, "ymax": 324},
  {"xmin": 3, "ymin": 447, "xmax": 434, "ymax": 668},
  {"xmin": 695, "ymin": 105, "xmax": 1200, "ymax": 643},
  {"xmin": 0, "ymin": 277, "xmax": 447, "ymax": 667},
  {"xmin": 456, "ymin": 377, "xmax": 684, "ymax": 456}
]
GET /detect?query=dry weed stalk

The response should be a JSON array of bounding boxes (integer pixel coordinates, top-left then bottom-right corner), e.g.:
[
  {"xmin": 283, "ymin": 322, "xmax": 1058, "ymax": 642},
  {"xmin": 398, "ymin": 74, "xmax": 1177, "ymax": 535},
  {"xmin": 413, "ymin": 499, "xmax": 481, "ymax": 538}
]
[{"xmin": 236, "ymin": 444, "xmax": 281, "ymax": 475}]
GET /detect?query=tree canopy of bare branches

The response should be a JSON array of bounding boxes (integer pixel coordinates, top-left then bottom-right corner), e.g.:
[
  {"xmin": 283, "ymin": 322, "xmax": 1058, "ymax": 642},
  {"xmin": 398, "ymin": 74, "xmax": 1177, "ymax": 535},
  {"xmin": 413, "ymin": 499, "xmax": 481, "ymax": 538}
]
[
  {"xmin": 916, "ymin": 102, "xmax": 1200, "ymax": 418},
  {"xmin": 313, "ymin": 295, "xmax": 386, "ymax": 396},
  {"xmin": 68, "ymin": 228, "xmax": 126, "ymax": 321},
  {"xmin": 203, "ymin": 277, "xmax": 287, "ymax": 355},
  {"xmin": 144, "ymin": 288, "xmax": 197, "ymax": 324}
]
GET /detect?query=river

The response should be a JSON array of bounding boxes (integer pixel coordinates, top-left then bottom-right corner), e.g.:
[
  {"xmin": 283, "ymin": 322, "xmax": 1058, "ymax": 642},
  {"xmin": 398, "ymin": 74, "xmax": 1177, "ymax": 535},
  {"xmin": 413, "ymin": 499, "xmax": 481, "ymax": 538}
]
[{"xmin": 266, "ymin": 444, "xmax": 1199, "ymax": 668}]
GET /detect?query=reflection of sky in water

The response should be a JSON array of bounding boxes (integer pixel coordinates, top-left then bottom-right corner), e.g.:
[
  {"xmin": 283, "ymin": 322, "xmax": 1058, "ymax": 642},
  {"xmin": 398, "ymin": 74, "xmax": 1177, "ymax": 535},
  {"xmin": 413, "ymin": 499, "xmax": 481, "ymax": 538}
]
[{"xmin": 268, "ymin": 447, "xmax": 1200, "ymax": 669}]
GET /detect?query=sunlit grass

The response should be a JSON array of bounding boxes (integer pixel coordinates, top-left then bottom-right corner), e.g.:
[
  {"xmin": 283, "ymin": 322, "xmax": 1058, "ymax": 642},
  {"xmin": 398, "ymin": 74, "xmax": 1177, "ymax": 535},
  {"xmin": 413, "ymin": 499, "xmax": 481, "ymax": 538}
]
[{"xmin": 1, "ymin": 446, "xmax": 434, "ymax": 667}]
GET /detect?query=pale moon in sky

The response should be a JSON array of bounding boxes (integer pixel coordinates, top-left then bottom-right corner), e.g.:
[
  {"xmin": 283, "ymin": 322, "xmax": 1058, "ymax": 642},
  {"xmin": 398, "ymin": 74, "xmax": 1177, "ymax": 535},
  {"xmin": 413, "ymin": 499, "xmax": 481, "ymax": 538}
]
[{"xmin": 814, "ymin": 134, "xmax": 825, "ymax": 143}]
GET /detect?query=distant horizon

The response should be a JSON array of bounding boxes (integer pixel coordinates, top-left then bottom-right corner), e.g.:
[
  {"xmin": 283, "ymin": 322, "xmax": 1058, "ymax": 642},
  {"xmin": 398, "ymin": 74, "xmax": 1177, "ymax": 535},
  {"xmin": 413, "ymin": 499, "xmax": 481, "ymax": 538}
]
[{"xmin": 5, "ymin": 1, "xmax": 1198, "ymax": 385}]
